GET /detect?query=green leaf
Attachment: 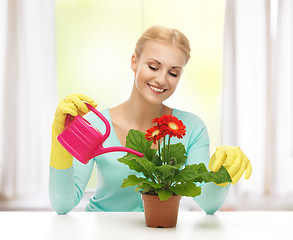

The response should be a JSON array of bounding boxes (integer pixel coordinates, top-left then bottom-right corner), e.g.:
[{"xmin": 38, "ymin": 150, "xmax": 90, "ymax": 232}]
[
  {"xmin": 121, "ymin": 175, "xmax": 147, "ymax": 188},
  {"xmin": 198, "ymin": 166, "xmax": 232, "ymax": 184},
  {"xmin": 137, "ymin": 183, "xmax": 155, "ymax": 193},
  {"xmin": 174, "ymin": 164, "xmax": 231, "ymax": 185},
  {"xmin": 137, "ymin": 181, "xmax": 163, "ymax": 193},
  {"xmin": 155, "ymin": 165, "xmax": 179, "ymax": 178},
  {"xmin": 153, "ymin": 154, "xmax": 162, "ymax": 166},
  {"xmin": 141, "ymin": 186, "xmax": 155, "ymax": 193},
  {"xmin": 162, "ymin": 143, "xmax": 187, "ymax": 166},
  {"xmin": 121, "ymin": 175, "xmax": 163, "ymax": 192},
  {"xmin": 173, "ymin": 163, "xmax": 208, "ymax": 182},
  {"xmin": 118, "ymin": 155, "xmax": 146, "ymax": 175},
  {"xmin": 170, "ymin": 182, "xmax": 201, "ymax": 197},
  {"xmin": 125, "ymin": 129, "xmax": 157, "ymax": 161},
  {"xmin": 156, "ymin": 189, "xmax": 174, "ymax": 201},
  {"xmin": 147, "ymin": 181, "xmax": 163, "ymax": 189},
  {"xmin": 135, "ymin": 157, "xmax": 156, "ymax": 178},
  {"xmin": 169, "ymin": 157, "xmax": 177, "ymax": 166},
  {"xmin": 118, "ymin": 155, "xmax": 156, "ymax": 180}
]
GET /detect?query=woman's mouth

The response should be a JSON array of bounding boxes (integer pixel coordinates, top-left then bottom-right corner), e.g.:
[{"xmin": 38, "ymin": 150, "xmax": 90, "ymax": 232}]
[{"xmin": 147, "ymin": 83, "xmax": 167, "ymax": 94}]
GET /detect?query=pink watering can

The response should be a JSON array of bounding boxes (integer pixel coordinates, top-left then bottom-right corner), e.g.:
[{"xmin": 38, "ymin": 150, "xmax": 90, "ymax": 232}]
[{"xmin": 57, "ymin": 103, "xmax": 144, "ymax": 164}]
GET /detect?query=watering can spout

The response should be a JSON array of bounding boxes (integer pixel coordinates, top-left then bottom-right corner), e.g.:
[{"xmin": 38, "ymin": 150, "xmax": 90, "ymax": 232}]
[{"xmin": 92, "ymin": 146, "xmax": 144, "ymax": 158}]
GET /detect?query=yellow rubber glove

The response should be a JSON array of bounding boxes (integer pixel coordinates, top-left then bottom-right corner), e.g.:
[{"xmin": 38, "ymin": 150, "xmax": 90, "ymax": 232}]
[
  {"xmin": 208, "ymin": 145, "xmax": 252, "ymax": 187},
  {"xmin": 50, "ymin": 94, "xmax": 98, "ymax": 169}
]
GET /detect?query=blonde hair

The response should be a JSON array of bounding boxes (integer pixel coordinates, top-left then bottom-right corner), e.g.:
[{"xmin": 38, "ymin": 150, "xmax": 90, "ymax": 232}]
[{"xmin": 134, "ymin": 25, "xmax": 191, "ymax": 63}]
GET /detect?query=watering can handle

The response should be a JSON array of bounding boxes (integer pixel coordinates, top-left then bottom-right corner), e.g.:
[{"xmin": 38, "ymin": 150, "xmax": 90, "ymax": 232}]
[
  {"xmin": 86, "ymin": 103, "xmax": 111, "ymax": 140},
  {"xmin": 64, "ymin": 103, "xmax": 111, "ymax": 140}
]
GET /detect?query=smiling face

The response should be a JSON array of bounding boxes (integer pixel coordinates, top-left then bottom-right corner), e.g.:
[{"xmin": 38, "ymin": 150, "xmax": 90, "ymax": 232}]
[{"xmin": 131, "ymin": 40, "xmax": 187, "ymax": 105}]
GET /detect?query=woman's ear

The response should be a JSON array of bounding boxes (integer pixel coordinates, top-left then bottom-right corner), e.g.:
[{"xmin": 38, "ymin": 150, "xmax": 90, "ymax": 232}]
[{"xmin": 131, "ymin": 54, "xmax": 138, "ymax": 73}]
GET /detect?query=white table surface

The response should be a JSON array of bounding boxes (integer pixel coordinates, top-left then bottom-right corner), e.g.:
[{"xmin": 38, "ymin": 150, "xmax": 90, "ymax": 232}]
[{"xmin": 0, "ymin": 211, "xmax": 292, "ymax": 240}]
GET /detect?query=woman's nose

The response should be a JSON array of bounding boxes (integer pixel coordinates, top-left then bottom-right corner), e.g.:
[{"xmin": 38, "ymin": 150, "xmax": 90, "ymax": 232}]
[{"xmin": 155, "ymin": 71, "xmax": 168, "ymax": 85}]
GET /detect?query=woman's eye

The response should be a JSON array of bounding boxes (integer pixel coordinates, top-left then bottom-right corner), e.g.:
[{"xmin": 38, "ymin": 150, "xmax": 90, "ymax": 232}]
[
  {"xmin": 149, "ymin": 65, "xmax": 158, "ymax": 71},
  {"xmin": 169, "ymin": 72, "xmax": 178, "ymax": 77}
]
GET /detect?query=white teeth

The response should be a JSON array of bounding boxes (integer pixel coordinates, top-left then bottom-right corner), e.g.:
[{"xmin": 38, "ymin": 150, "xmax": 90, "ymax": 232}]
[{"xmin": 149, "ymin": 85, "xmax": 164, "ymax": 93}]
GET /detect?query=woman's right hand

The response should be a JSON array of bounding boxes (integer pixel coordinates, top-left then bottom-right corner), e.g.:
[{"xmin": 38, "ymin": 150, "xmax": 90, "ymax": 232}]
[
  {"xmin": 53, "ymin": 93, "xmax": 98, "ymax": 134},
  {"xmin": 50, "ymin": 94, "xmax": 97, "ymax": 169}
]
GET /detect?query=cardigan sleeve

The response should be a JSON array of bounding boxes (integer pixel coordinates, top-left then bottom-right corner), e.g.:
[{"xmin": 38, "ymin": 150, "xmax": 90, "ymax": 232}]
[
  {"xmin": 183, "ymin": 112, "xmax": 230, "ymax": 214},
  {"xmin": 49, "ymin": 111, "xmax": 98, "ymax": 214},
  {"xmin": 49, "ymin": 158, "xmax": 94, "ymax": 214}
]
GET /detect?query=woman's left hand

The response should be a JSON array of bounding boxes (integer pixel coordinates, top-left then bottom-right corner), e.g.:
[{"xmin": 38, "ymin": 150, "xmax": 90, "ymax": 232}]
[{"xmin": 209, "ymin": 145, "xmax": 252, "ymax": 187}]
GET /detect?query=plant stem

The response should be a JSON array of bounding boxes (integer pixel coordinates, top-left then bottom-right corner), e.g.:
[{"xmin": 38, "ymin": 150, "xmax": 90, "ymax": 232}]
[
  {"xmin": 167, "ymin": 136, "xmax": 171, "ymax": 164},
  {"xmin": 153, "ymin": 173, "xmax": 160, "ymax": 184},
  {"xmin": 163, "ymin": 136, "xmax": 166, "ymax": 164},
  {"xmin": 158, "ymin": 139, "xmax": 161, "ymax": 162}
]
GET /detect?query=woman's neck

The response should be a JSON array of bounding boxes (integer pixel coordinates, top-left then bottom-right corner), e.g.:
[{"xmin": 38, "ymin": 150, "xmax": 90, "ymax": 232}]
[
  {"xmin": 111, "ymin": 87, "xmax": 172, "ymax": 131},
  {"xmin": 126, "ymin": 98, "xmax": 164, "ymax": 126}
]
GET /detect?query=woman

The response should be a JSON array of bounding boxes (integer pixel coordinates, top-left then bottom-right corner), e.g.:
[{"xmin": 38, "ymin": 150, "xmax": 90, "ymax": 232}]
[{"xmin": 50, "ymin": 25, "xmax": 252, "ymax": 214}]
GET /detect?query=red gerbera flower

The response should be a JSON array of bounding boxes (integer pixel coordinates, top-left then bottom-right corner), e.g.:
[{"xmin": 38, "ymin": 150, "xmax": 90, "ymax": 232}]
[
  {"xmin": 145, "ymin": 125, "xmax": 166, "ymax": 144},
  {"xmin": 154, "ymin": 115, "xmax": 186, "ymax": 139}
]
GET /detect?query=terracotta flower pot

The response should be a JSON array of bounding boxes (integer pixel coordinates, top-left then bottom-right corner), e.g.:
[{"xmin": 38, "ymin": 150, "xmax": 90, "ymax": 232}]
[{"xmin": 141, "ymin": 193, "xmax": 182, "ymax": 228}]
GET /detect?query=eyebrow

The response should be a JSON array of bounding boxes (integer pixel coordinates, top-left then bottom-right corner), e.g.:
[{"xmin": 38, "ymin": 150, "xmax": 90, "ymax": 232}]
[{"xmin": 147, "ymin": 58, "xmax": 182, "ymax": 70}]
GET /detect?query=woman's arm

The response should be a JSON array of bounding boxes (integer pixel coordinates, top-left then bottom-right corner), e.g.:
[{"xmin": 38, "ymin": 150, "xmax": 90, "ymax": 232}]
[
  {"xmin": 185, "ymin": 124, "xmax": 230, "ymax": 214},
  {"xmin": 49, "ymin": 98, "xmax": 97, "ymax": 215},
  {"xmin": 49, "ymin": 158, "xmax": 94, "ymax": 214}
]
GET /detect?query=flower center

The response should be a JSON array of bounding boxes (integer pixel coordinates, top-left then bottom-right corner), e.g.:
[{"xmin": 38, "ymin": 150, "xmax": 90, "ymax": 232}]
[
  {"xmin": 152, "ymin": 129, "xmax": 160, "ymax": 136},
  {"xmin": 168, "ymin": 122, "xmax": 178, "ymax": 130}
]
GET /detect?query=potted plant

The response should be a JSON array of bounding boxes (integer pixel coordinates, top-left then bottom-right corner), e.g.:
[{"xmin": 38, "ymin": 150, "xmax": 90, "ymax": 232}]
[{"xmin": 118, "ymin": 115, "xmax": 231, "ymax": 228}]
